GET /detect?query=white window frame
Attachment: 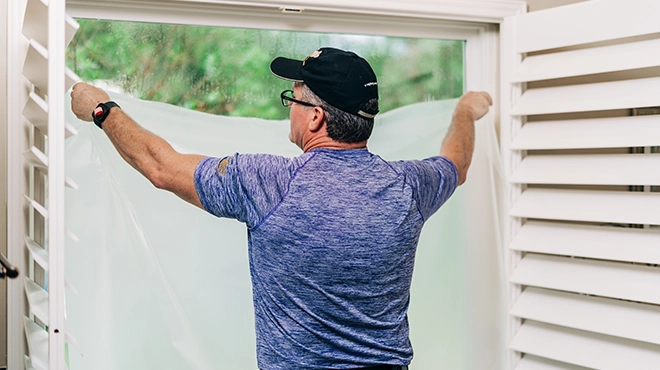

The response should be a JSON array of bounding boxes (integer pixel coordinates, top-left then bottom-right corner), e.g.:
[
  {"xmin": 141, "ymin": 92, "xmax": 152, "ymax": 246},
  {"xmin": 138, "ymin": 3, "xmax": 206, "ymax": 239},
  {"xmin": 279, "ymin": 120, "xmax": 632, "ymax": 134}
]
[
  {"xmin": 6, "ymin": 1, "xmax": 527, "ymax": 369},
  {"xmin": 64, "ymin": 1, "xmax": 525, "ymax": 116}
]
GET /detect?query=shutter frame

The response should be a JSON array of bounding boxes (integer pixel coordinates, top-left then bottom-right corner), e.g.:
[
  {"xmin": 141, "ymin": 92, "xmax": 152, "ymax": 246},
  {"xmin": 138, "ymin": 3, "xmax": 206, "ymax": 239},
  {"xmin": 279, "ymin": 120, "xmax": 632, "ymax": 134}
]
[
  {"xmin": 9, "ymin": 0, "xmax": 81, "ymax": 368},
  {"xmin": 502, "ymin": 1, "xmax": 660, "ymax": 369}
]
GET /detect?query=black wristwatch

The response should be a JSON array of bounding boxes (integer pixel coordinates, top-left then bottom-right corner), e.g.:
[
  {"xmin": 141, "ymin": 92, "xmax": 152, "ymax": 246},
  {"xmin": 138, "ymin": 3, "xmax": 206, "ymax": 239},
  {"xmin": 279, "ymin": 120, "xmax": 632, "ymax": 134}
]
[{"xmin": 92, "ymin": 101, "xmax": 121, "ymax": 129}]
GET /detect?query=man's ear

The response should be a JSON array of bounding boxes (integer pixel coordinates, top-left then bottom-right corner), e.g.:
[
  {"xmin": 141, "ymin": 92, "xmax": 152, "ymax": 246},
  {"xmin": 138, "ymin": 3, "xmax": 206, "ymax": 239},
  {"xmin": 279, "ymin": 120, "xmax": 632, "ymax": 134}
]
[{"xmin": 308, "ymin": 106, "xmax": 325, "ymax": 132}]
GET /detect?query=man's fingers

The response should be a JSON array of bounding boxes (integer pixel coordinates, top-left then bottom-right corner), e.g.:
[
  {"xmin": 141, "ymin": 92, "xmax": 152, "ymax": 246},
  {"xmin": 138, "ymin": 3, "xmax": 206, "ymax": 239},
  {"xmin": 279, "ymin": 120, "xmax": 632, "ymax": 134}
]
[
  {"xmin": 455, "ymin": 91, "xmax": 492, "ymax": 121},
  {"xmin": 480, "ymin": 92, "xmax": 493, "ymax": 106},
  {"xmin": 472, "ymin": 91, "xmax": 492, "ymax": 106},
  {"xmin": 71, "ymin": 81, "xmax": 88, "ymax": 93},
  {"xmin": 69, "ymin": 82, "xmax": 112, "ymax": 122}
]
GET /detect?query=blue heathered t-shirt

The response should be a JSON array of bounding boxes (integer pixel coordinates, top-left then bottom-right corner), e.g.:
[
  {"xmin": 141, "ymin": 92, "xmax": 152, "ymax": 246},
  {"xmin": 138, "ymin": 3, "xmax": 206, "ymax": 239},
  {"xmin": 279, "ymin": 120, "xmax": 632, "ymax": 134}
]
[{"xmin": 194, "ymin": 148, "xmax": 457, "ymax": 370}]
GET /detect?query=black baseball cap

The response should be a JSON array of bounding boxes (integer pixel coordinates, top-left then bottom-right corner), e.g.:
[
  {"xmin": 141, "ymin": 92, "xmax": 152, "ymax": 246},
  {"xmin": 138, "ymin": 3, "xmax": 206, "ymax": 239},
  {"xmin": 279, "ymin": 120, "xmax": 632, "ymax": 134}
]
[{"xmin": 270, "ymin": 47, "xmax": 379, "ymax": 118}]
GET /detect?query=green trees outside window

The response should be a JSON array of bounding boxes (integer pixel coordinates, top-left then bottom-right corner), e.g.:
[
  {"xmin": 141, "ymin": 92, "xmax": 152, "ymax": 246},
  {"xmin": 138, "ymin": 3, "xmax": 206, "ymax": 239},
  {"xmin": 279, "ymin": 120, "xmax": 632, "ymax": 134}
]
[{"xmin": 67, "ymin": 20, "xmax": 464, "ymax": 120}]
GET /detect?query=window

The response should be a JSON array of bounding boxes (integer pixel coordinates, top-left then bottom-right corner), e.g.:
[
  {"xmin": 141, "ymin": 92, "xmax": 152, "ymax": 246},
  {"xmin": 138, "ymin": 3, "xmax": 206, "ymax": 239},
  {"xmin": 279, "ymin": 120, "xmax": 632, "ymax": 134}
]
[
  {"xmin": 62, "ymin": 12, "xmax": 503, "ymax": 370},
  {"xmin": 67, "ymin": 20, "xmax": 464, "ymax": 119}
]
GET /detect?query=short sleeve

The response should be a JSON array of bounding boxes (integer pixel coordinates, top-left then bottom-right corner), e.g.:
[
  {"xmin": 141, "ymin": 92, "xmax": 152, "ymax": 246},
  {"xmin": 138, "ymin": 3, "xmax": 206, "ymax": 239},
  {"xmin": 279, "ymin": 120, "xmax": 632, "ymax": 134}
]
[
  {"xmin": 399, "ymin": 156, "xmax": 458, "ymax": 221},
  {"xmin": 193, "ymin": 154, "xmax": 293, "ymax": 228}
]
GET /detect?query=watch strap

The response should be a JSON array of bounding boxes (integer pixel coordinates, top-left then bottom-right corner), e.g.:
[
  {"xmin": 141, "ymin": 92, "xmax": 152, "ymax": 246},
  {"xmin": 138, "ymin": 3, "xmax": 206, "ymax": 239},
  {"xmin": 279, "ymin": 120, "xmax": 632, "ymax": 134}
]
[{"xmin": 92, "ymin": 101, "xmax": 120, "ymax": 129}]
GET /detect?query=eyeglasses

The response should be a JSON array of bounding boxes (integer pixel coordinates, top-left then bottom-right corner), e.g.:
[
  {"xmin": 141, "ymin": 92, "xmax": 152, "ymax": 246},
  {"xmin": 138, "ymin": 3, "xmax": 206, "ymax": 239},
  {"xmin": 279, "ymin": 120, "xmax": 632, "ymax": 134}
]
[{"xmin": 280, "ymin": 90, "xmax": 317, "ymax": 108}]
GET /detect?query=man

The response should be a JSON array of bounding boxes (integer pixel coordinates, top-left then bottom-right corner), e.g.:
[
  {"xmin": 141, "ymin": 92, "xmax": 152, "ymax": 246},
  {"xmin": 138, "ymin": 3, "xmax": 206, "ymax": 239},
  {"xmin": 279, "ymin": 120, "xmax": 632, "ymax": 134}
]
[{"xmin": 71, "ymin": 47, "xmax": 491, "ymax": 370}]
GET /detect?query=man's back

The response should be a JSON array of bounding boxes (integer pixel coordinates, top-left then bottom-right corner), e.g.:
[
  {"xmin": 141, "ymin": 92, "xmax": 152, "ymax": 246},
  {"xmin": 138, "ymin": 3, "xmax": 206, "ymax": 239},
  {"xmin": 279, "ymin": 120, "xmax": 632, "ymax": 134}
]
[{"xmin": 194, "ymin": 148, "xmax": 457, "ymax": 369}]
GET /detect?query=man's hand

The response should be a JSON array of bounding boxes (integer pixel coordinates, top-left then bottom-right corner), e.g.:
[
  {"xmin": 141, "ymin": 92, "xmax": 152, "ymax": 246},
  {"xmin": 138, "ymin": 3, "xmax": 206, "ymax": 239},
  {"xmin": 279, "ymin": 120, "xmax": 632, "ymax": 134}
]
[
  {"xmin": 454, "ymin": 91, "xmax": 492, "ymax": 121},
  {"xmin": 70, "ymin": 82, "xmax": 111, "ymax": 122}
]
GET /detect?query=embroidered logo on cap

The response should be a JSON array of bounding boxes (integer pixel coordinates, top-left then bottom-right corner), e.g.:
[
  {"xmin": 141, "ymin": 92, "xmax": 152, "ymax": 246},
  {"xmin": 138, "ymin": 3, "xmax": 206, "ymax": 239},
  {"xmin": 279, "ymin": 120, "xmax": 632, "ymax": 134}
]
[{"xmin": 302, "ymin": 50, "xmax": 322, "ymax": 66}]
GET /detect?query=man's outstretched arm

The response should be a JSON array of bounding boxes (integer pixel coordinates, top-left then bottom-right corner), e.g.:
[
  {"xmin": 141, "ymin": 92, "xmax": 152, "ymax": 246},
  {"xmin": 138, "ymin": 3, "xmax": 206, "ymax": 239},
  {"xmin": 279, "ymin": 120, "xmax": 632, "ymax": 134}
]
[
  {"xmin": 70, "ymin": 82, "xmax": 205, "ymax": 209},
  {"xmin": 440, "ymin": 91, "xmax": 492, "ymax": 186}
]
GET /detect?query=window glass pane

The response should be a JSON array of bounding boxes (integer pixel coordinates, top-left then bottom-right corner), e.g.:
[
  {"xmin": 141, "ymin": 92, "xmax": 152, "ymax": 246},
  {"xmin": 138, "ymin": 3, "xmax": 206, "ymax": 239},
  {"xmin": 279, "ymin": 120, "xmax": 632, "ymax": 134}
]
[{"xmin": 67, "ymin": 20, "xmax": 464, "ymax": 119}]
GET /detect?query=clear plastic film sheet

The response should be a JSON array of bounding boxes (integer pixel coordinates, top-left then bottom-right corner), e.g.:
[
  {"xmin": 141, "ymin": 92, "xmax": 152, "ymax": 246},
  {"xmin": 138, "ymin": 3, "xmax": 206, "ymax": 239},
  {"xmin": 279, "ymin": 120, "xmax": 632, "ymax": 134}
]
[{"xmin": 64, "ymin": 93, "xmax": 507, "ymax": 370}]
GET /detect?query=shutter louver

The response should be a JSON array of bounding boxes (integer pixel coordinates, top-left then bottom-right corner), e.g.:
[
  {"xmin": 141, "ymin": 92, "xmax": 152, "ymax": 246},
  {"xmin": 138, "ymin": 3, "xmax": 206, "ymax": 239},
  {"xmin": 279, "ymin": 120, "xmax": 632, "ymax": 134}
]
[
  {"xmin": 510, "ymin": 254, "xmax": 660, "ymax": 305},
  {"xmin": 510, "ymin": 154, "xmax": 660, "ymax": 185},
  {"xmin": 510, "ymin": 221, "xmax": 660, "ymax": 264},
  {"xmin": 511, "ymin": 287, "xmax": 660, "ymax": 345},
  {"xmin": 501, "ymin": 0, "xmax": 660, "ymax": 369},
  {"xmin": 510, "ymin": 77, "xmax": 660, "ymax": 116},
  {"xmin": 23, "ymin": 92, "xmax": 49, "ymax": 134},
  {"xmin": 510, "ymin": 115, "xmax": 660, "ymax": 150},
  {"xmin": 510, "ymin": 321, "xmax": 660, "ymax": 370},
  {"xmin": 24, "ymin": 318, "xmax": 48, "ymax": 370},
  {"xmin": 515, "ymin": 354, "xmax": 591, "ymax": 370},
  {"xmin": 510, "ymin": 188, "xmax": 660, "ymax": 225}
]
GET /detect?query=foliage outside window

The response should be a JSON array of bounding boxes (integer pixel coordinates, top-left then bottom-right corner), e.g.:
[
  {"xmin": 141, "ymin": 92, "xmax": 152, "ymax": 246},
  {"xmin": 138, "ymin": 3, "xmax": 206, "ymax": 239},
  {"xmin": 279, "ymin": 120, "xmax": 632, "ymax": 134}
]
[{"xmin": 67, "ymin": 20, "xmax": 464, "ymax": 120}]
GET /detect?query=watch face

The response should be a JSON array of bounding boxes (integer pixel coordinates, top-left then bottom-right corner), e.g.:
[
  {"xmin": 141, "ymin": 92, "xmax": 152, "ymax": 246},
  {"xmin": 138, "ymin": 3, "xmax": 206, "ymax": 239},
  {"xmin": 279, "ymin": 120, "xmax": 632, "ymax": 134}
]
[
  {"xmin": 93, "ymin": 102, "xmax": 120, "ymax": 129},
  {"xmin": 94, "ymin": 106, "xmax": 105, "ymax": 118}
]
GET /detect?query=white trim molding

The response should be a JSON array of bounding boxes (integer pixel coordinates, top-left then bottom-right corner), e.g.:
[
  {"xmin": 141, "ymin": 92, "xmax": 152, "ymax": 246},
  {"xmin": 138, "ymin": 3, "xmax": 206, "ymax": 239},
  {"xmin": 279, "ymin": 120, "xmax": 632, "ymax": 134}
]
[{"xmin": 67, "ymin": 0, "xmax": 526, "ymax": 25}]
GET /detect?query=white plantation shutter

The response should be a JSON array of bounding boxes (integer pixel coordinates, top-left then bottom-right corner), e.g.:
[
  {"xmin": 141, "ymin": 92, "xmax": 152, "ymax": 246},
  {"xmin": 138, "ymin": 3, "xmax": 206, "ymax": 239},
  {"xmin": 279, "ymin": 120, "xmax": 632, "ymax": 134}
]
[
  {"xmin": 501, "ymin": 0, "xmax": 660, "ymax": 369},
  {"xmin": 8, "ymin": 0, "xmax": 80, "ymax": 369}
]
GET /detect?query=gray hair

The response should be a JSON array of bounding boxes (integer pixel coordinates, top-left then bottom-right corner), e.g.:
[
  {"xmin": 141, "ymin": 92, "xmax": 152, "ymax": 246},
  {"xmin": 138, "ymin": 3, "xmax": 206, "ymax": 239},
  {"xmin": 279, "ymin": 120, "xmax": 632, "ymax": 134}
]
[{"xmin": 295, "ymin": 82, "xmax": 377, "ymax": 143}]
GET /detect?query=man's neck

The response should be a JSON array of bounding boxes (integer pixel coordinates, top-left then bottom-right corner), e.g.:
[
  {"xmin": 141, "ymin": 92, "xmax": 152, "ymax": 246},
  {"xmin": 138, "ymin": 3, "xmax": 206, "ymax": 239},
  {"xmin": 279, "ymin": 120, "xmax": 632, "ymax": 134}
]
[{"xmin": 303, "ymin": 139, "xmax": 367, "ymax": 152}]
